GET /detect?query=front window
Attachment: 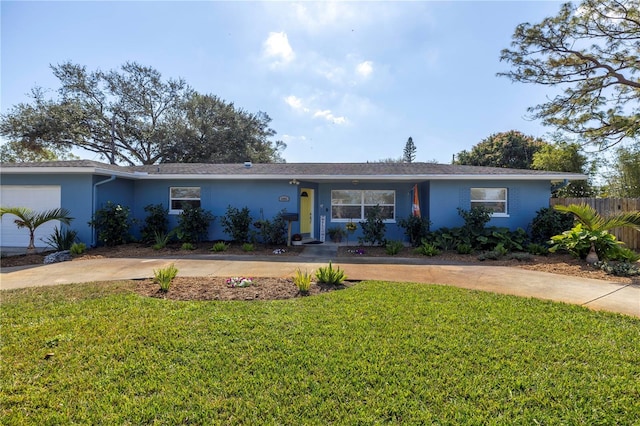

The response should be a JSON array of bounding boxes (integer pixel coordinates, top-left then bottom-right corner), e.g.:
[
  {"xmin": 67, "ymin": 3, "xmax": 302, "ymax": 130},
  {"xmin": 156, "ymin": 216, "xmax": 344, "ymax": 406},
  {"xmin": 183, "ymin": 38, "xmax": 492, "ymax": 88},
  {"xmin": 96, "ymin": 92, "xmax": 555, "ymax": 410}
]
[
  {"xmin": 331, "ymin": 190, "xmax": 395, "ymax": 221},
  {"xmin": 170, "ymin": 187, "xmax": 201, "ymax": 214},
  {"xmin": 470, "ymin": 188, "xmax": 507, "ymax": 216}
]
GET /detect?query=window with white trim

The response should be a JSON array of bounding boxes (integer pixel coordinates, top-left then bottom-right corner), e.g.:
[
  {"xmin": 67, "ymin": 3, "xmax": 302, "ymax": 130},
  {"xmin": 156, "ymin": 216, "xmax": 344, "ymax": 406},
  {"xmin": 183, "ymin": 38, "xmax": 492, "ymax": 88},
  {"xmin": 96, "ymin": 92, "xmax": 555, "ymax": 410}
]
[
  {"xmin": 331, "ymin": 190, "xmax": 395, "ymax": 221},
  {"xmin": 169, "ymin": 187, "xmax": 201, "ymax": 214},
  {"xmin": 470, "ymin": 188, "xmax": 507, "ymax": 216}
]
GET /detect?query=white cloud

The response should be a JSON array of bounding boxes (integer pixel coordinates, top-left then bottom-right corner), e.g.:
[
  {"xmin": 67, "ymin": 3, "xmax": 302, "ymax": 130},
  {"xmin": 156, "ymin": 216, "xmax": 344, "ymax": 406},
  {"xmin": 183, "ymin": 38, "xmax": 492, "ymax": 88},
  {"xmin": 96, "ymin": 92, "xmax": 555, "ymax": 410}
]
[
  {"xmin": 356, "ymin": 61, "xmax": 373, "ymax": 78},
  {"xmin": 263, "ymin": 32, "xmax": 294, "ymax": 67},
  {"xmin": 314, "ymin": 110, "xmax": 347, "ymax": 125},
  {"xmin": 284, "ymin": 95, "xmax": 348, "ymax": 125}
]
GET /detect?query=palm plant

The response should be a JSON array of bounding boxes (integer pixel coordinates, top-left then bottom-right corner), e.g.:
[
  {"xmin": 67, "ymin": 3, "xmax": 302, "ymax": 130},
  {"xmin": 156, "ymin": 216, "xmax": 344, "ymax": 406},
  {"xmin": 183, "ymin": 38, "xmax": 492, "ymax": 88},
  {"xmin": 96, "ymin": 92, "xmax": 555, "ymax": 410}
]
[
  {"xmin": 0, "ymin": 207, "xmax": 73, "ymax": 253},
  {"xmin": 551, "ymin": 204, "xmax": 640, "ymax": 260}
]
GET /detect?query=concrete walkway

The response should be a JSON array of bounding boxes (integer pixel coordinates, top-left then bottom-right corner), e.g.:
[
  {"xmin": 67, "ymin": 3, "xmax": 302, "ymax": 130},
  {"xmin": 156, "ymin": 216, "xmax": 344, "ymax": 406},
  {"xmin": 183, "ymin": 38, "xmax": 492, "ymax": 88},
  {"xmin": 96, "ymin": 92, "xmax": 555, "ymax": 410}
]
[{"xmin": 1, "ymin": 245, "xmax": 638, "ymax": 318}]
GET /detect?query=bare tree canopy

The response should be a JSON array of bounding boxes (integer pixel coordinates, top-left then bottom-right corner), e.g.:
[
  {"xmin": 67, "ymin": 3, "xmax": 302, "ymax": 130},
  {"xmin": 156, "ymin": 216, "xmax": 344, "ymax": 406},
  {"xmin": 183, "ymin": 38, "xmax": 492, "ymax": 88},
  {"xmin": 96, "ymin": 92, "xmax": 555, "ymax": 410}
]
[{"xmin": 498, "ymin": 0, "xmax": 640, "ymax": 150}]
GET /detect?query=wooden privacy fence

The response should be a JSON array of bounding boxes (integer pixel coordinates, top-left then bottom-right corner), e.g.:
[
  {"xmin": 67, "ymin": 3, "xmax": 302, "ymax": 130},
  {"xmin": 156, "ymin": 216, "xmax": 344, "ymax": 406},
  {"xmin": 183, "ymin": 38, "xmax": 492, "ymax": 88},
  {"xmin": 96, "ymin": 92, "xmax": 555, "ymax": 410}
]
[{"xmin": 549, "ymin": 198, "xmax": 640, "ymax": 250}]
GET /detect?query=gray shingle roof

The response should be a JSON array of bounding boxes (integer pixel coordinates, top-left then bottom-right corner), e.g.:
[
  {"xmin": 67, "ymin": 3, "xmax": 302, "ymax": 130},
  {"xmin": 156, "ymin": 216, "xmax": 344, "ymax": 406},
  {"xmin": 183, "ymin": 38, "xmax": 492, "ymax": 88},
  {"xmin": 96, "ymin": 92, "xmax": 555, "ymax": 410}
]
[{"xmin": 0, "ymin": 160, "xmax": 586, "ymax": 180}]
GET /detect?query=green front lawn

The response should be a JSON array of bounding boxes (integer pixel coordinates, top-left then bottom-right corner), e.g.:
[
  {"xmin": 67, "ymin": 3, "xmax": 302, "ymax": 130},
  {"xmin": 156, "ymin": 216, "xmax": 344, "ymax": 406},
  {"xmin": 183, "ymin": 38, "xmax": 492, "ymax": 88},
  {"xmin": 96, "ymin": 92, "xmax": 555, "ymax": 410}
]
[{"xmin": 2, "ymin": 281, "xmax": 638, "ymax": 424}]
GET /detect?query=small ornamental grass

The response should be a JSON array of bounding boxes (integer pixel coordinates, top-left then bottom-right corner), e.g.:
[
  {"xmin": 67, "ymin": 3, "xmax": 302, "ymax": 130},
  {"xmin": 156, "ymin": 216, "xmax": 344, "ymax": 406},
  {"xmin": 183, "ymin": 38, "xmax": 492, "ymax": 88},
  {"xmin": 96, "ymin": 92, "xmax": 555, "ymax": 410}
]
[
  {"xmin": 210, "ymin": 241, "xmax": 229, "ymax": 252},
  {"xmin": 293, "ymin": 269, "xmax": 313, "ymax": 294},
  {"xmin": 315, "ymin": 261, "xmax": 346, "ymax": 285},
  {"xmin": 69, "ymin": 242, "xmax": 86, "ymax": 256},
  {"xmin": 226, "ymin": 277, "xmax": 253, "ymax": 288},
  {"xmin": 385, "ymin": 240, "xmax": 404, "ymax": 255},
  {"xmin": 153, "ymin": 263, "xmax": 178, "ymax": 292},
  {"xmin": 241, "ymin": 243, "xmax": 255, "ymax": 252},
  {"xmin": 415, "ymin": 241, "xmax": 440, "ymax": 256}
]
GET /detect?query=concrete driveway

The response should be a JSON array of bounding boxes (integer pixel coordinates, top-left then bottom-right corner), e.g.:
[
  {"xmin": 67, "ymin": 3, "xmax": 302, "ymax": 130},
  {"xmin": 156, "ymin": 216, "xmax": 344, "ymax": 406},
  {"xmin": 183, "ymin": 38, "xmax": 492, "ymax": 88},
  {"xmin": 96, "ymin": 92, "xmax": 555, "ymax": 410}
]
[{"xmin": 2, "ymin": 254, "xmax": 638, "ymax": 318}]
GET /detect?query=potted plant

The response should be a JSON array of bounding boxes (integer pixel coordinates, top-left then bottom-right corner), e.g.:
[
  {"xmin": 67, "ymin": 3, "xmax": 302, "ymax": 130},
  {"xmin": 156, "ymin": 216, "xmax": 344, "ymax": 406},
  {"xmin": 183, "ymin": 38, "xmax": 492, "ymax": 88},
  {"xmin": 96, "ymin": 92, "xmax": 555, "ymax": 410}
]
[{"xmin": 327, "ymin": 226, "xmax": 347, "ymax": 243}]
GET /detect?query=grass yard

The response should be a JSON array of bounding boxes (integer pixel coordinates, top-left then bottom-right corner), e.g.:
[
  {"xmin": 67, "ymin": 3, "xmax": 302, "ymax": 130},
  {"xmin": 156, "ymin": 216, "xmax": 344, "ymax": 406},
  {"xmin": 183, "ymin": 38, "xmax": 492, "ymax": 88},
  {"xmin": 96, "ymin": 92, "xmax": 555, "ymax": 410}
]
[{"xmin": 2, "ymin": 280, "xmax": 639, "ymax": 424}]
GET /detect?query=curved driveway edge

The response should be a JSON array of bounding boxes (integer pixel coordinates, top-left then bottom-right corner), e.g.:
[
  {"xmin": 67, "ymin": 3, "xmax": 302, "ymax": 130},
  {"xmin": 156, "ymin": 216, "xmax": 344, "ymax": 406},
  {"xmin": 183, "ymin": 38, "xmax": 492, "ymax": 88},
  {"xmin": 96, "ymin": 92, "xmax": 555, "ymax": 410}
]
[{"xmin": 1, "ymin": 257, "xmax": 638, "ymax": 318}]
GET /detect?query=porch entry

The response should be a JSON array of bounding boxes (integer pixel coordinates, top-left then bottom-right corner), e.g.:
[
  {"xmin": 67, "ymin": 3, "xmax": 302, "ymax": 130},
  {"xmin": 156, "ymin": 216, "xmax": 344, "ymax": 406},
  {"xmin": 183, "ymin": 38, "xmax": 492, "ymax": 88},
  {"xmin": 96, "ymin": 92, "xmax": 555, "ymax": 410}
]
[{"xmin": 300, "ymin": 188, "xmax": 314, "ymax": 238}]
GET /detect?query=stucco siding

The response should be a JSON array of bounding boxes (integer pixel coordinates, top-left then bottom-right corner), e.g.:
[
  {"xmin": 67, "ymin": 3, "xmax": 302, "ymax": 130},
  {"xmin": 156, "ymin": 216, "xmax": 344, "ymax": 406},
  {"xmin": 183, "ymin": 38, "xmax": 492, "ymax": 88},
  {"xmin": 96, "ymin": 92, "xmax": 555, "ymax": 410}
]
[
  {"xmin": 132, "ymin": 179, "xmax": 300, "ymax": 240},
  {"xmin": 1, "ymin": 173, "xmax": 95, "ymax": 245},
  {"xmin": 429, "ymin": 180, "xmax": 550, "ymax": 231}
]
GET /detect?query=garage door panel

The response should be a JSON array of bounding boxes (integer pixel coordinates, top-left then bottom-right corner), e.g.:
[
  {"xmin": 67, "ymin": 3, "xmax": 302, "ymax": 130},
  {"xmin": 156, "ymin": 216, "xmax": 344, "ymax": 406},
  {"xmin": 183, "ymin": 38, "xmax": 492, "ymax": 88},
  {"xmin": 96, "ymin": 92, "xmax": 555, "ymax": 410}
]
[{"xmin": 1, "ymin": 186, "xmax": 61, "ymax": 247}]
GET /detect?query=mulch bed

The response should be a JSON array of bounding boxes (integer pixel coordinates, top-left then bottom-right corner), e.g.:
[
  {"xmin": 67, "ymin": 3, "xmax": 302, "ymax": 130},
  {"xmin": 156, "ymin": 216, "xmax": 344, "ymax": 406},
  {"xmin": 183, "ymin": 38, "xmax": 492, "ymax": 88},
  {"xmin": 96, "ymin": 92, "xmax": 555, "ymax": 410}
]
[{"xmin": 135, "ymin": 276, "xmax": 353, "ymax": 301}]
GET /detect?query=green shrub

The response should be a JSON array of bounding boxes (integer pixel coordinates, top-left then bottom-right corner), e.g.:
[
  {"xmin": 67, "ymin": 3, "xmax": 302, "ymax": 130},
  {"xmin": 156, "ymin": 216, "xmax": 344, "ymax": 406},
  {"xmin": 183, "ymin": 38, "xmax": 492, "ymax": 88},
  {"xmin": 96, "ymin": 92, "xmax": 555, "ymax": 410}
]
[
  {"xmin": 181, "ymin": 242, "xmax": 196, "ymax": 251},
  {"xmin": 593, "ymin": 261, "xmax": 640, "ymax": 277},
  {"xmin": 293, "ymin": 269, "xmax": 313, "ymax": 294},
  {"xmin": 385, "ymin": 240, "xmax": 404, "ymax": 255},
  {"xmin": 478, "ymin": 251, "xmax": 501, "ymax": 261},
  {"xmin": 211, "ymin": 241, "xmax": 229, "ymax": 252},
  {"xmin": 458, "ymin": 206, "xmax": 492, "ymax": 234},
  {"xmin": 397, "ymin": 215, "xmax": 431, "ymax": 247},
  {"xmin": 69, "ymin": 242, "xmax": 86, "ymax": 255},
  {"xmin": 456, "ymin": 243, "xmax": 473, "ymax": 254},
  {"xmin": 140, "ymin": 204, "xmax": 169, "ymax": 245},
  {"xmin": 241, "ymin": 243, "xmax": 255, "ymax": 252},
  {"xmin": 316, "ymin": 261, "xmax": 346, "ymax": 285},
  {"xmin": 415, "ymin": 241, "xmax": 441, "ymax": 256},
  {"xmin": 176, "ymin": 205, "xmax": 215, "ymax": 244},
  {"xmin": 43, "ymin": 226, "xmax": 78, "ymax": 251},
  {"xmin": 151, "ymin": 230, "xmax": 172, "ymax": 250},
  {"xmin": 494, "ymin": 243, "xmax": 509, "ymax": 256},
  {"xmin": 527, "ymin": 243, "xmax": 549, "ymax": 256},
  {"xmin": 254, "ymin": 210, "xmax": 287, "ymax": 246},
  {"xmin": 430, "ymin": 228, "xmax": 463, "ymax": 251},
  {"xmin": 89, "ymin": 201, "xmax": 132, "ymax": 246},
  {"xmin": 610, "ymin": 247, "xmax": 640, "ymax": 263},
  {"xmin": 509, "ymin": 252, "xmax": 534, "ymax": 262},
  {"xmin": 530, "ymin": 207, "xmax": 575, "ymax": 244},
  {"xmin": 153, "ymin": 263, "xmax": 178, "ymax": 292},
  {"xmin": 221, "ymin": 205, "xmax": 252, "ymax": 243},
  {"xmin": 549, "ymin": 224, "xmax": 621, "ymax": 260},
  {"xmin": 359, "ymin": 205, "xmax": 387, "ymax": 246}
]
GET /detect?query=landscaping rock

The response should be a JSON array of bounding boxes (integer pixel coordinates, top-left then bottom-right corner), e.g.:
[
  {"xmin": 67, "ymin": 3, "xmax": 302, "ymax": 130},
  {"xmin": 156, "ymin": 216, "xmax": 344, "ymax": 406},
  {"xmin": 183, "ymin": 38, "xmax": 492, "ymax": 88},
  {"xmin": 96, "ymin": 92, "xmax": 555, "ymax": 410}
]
[{"xmin": 44, "ymin": 250, "xmax": 72, "ymax": 264}]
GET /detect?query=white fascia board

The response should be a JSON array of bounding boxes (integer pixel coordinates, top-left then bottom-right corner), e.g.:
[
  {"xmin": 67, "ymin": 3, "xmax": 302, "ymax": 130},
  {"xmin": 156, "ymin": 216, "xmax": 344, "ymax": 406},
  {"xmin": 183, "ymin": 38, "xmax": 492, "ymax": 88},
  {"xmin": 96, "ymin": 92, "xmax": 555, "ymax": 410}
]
[{"xmin": 0, "ymin": 167, "xmax": 134, "ymax": 178}]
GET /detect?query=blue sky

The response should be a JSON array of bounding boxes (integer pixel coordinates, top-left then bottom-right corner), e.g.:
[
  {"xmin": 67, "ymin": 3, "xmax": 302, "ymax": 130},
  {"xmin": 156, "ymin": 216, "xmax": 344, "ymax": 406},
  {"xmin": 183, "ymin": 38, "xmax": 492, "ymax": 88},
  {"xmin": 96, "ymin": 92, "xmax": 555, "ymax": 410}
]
[{"xmin": 1, "ymin": 1, "xmax": 565, "ymax": 164}]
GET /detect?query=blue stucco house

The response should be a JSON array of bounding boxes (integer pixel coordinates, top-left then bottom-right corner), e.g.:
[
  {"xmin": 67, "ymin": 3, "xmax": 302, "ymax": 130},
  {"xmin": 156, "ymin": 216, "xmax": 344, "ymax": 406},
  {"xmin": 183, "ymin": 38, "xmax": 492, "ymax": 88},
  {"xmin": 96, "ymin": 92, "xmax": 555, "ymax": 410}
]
[{"xmin": 0, "ymin": 160, "xmax": 586, "ymax": 248}]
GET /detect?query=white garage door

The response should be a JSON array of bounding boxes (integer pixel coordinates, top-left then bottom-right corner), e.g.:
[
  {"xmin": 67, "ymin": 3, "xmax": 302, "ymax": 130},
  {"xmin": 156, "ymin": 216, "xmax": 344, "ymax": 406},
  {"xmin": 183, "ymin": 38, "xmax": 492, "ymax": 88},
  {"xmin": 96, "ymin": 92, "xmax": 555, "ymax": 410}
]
[{"xmin": 1, "ymin": 186, "xmax": 62, "ymax": 247}]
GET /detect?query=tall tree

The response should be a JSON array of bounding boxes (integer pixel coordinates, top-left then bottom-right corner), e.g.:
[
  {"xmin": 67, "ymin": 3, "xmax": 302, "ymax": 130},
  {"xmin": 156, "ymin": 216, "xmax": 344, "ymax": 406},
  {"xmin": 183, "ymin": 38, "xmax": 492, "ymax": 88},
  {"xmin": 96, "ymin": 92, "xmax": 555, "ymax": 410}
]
[
  {"xmin": 163, "ymin": 93, "xmax": 285, "ymax": 163},
  {"xmin": 604, "ymin": 146, "xmax": 640, "ymax": 196},
  {"xmin": 403, "ymin": 137, "xmax": 417, "ymax": 163},
  {"xmin": 0, "ymin": 62, "xmax": 285, "ymax": 165},
  {"xmin": 454, "ymin": 130, "xmax": 546, "ymax": 169},
  {"xmin": 531, "ymin": 137, "xmax": 595, "ymax": 196},
  {"xmin": 499, "ymin": 0, "xmax": 640, "ymax": 150}
]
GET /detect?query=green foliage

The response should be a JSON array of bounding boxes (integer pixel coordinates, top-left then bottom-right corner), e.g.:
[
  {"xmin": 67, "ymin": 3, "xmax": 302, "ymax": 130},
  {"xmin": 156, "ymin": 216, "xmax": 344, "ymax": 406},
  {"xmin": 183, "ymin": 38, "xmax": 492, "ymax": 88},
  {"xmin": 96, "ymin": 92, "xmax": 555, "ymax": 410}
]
[
  {"xmin": 151, "ymin": 230, "xmax": 173, "ymax": 250},
  {"xmin": 327, "ymin": 226, "xmax": 346, "ymax": 242},
  {"xmin": 180, "ymin": 242, "xmax": 196, "ymax": 251},
  {"xmin": 43, "ymin": 226, "xmax": 78, "ymax": 251},
  {"xmin": 241, "ymin": 243, "xmax": 255, "ymax": 252},
  {"xmin": 0, "ymin": 206, "xmax": 73, "ymax": 251},
  {"xmin": 554, "ymin": 203, "xmax": 640, "ymax": 233},
  {"xmin": 315, "ymin": 261, "xmax": 346, "ymax": 285},
  {"xmin": 89, "ymin": 202, "xmax": 131, "ymax": 247},
  {"xmin": 176, "ymin": 205, "xmax": 215, "ymax": 244},
  {"xmin": 456, "ymin": 243, "xmax": 473, "ymax": 255},
  {"xmin": 478, "ymin": 250, "xmax": 502, "ymax": 261},
  {"xmin": 69, "ymin": 242, "xmax": 86, "ymax": 255},
  {"xmin": 254, "ymin": 211, "xmax": 287, "ymax": 246},
  {"xmin": 453, "ymin": 130, "xmax": 546, "ymax": 169},
  {"xmin": 530, "ymin": 207, "xmax": 575, "ymax": 244},
  {"xmin": 2, "ymin": 281, "xmax": 640, "ymax": 424},
  {"xmin": 140, "ymin": 204, "xmax": 168, "ymax": 245},
  {"xmin": 220, "ymin": 205, "xmax": 253, "ymax": 243},
  {"xmin": 293, "ymin": 269, "xmax": 313, "ymax": 294},
  {"xmin": 494, "ymin": 243, "xmax": 509, "ymax": 256},
  {"xmin": 397, "ymin": 215, "xmax": 431, "ymax": 247},
  {"xmin": 605, "ymin": 146, "xmax": 640, "ymax": 197},
  {"xmin": 358, "ymin": 205, "xmax": 387, "ymax": 246},
  {"xmin": 403, "ymin": 136, "xmax": 416, "ymax": 163},
  {"xmin": 385, "ymin": 240, "xmax": 404, "ymax": 255},
  {"xmin": 611, "ymin": 247, "xmax": 640, "ymax": 263},
  {"xmin": 509, "ymin": 252, "xmax": 534, "ymax": 262},
  {"xmin": 499, "ymin": 0, "xmax": 640, "ymax": 149},
  {"xmin": 549, "ymin": 224, "xmax": 622, "ymax": 260},
  {"xmin": 211, "ymin": 241, "xmax": 229, "ymax": 252},
  {"xmin": 458, "ymin": 206, "xmax": 492, "ymax": 234},
  {"xmin": 526, "ymin": 243, "xmax": 549, "ymax": 256},
  {"xmin": 593, "ymin": 261, "xmax": 640, "ymax": 277},
  {"xmin": 415, "ymin": 241, "xmax": 441, "ymax": 256},
  {"xmin": 0, "ymin": 62, "xmax": 285, "ymax": 165},
  {"xmin": 531, "ymin": 139, "xmax": 595, "ymax": 197},
  {"xmin": 153, "ymin": 263, "xmax": 178, "ymax": 292}
]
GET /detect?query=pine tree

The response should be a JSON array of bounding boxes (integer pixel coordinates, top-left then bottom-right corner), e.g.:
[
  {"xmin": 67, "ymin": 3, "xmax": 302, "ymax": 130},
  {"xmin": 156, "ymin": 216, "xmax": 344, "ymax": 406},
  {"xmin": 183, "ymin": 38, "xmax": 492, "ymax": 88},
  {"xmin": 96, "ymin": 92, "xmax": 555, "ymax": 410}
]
[{"xmin": 403, "ymin": 137, "xmax": 416, "ymax": 163}]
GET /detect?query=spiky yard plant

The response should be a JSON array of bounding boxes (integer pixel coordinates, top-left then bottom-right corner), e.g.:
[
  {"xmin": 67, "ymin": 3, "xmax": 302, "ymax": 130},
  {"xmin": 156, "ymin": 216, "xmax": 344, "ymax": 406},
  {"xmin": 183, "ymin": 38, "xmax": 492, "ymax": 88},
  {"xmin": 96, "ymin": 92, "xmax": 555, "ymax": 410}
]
[{"xmin": 0, "ymin": 207, "xmax": 73, "ymax": 254}]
